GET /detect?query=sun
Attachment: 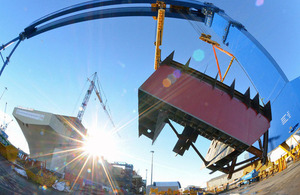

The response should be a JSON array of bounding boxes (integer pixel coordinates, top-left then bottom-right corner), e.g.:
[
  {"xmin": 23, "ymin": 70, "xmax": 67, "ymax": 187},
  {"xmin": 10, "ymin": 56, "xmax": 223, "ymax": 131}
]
[{"xmin": 82, "ymin": 130, "xmax": 117, "ymax": 160}]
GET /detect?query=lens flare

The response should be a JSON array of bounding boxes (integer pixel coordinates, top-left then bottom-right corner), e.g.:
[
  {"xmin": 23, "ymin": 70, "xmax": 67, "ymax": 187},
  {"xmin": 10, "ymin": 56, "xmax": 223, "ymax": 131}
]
[
  {"xmin": 168, "ymin": 74, "xmax": 177, "ymax": 84},
  {"xmin": 255, "ymin": 0, "xmax": 264, "ymax": 6},
  {"xmin": 162, "ymin": 78, "xmax": 172, "ymax": 88},
  {"xmin": 193, "ymin": 49, "xmax": 205, "ymax": 62},
  {"xmin": 173, "ymin": 69, "xmax": 181, "ymax": 79}
]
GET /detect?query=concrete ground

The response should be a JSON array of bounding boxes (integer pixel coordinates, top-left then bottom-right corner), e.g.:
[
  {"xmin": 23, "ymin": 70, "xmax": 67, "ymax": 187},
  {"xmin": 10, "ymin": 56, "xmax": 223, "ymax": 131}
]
[
  {"xmin": 0, "ymin": 155, "xmax": 65, "ymax": 194},
  {"xmin": 219, "ymin": 160, "xmax": 300, "ymax": 195},
  {"xmin": 0, "ymin": 155, "xmax": 114, "ymax": 195}
]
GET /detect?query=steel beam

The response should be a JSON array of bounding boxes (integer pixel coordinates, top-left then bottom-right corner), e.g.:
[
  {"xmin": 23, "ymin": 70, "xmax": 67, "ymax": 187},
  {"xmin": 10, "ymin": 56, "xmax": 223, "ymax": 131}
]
[
  {"xmin": 262, "ymin": 130, "xmax": 269, "ymax": 164},
  {"xmin": 2, "ymin": 0, "xmax": 288, "ymax": 105},
  {"xmin": 0, "ymin": 39, "xmax": 22, "ymax": 77},
  {"xmin": 166, "ymin": 119, "xmax": 208, "ymax": 165}
]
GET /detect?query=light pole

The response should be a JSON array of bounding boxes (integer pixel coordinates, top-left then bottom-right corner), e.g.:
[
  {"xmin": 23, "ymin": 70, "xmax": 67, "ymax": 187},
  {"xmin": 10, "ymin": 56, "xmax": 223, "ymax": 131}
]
[
  {"xmin": 145, "ymin": 169, "xmax": 148, "ymax": 187},
  {"xmin": 150, "ymin": 151, "xmax": 154, "ymax": 186}
]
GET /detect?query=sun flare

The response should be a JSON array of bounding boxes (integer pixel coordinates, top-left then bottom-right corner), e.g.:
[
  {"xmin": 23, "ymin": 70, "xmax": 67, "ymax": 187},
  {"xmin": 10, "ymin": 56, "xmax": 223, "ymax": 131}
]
[{"xmin": 82, "ymin": 130, "xmax": 117, "ymax": 160}]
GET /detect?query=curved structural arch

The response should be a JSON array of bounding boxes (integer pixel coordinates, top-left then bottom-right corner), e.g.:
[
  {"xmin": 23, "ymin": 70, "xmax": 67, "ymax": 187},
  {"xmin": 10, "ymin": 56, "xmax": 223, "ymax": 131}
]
[
  {"xmin": 1, "ymin": 0, "xmax": 288, "ymax": 102},
  {"xmin": 1, "ymin": 0, "xmax": 297, "ymax": 153}
]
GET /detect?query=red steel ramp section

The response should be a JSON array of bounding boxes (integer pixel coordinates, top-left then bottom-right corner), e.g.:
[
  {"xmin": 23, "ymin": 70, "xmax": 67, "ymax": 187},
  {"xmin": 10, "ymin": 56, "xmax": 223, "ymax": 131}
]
[{"xmin": 138, "ymin": 56, "xmax": 271, "ymax": 173}]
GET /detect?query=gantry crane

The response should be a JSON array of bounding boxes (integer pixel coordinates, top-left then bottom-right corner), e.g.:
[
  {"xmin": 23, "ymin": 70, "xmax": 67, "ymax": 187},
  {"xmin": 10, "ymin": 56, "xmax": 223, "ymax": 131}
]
[{"xmin": 77, "ymin": 72, "xmax": 115, "ymax": 128}]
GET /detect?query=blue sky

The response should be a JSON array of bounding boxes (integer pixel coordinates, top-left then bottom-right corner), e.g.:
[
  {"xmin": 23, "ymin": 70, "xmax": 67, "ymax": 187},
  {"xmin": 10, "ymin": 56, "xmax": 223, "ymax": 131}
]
[{"xmin": 0, "ymin": 0, "xmax": 299, "ymax": 188}]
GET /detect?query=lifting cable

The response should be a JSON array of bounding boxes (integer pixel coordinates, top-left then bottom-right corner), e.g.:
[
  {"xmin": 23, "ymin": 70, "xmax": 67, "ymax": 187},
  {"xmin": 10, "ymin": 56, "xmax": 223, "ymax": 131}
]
[
  {"xmin": 178, "ymin": 8, "xmax": 217, "ymax": 74},
  {"xmin": 94, "ymin": 76, "xmax": 121, "ymax": 137},
  {"xmin": 199, "ymin": 33, "xmax": 236, "ymax": 83},
  {"xmin": 184, "ymin": 11, "xmax": 265, "ymax": 104},
  {"xmin": 183, "ymin": 10, "xmax": 208, "ymax": 35},
  {"xmin": 170, "ymin": 4, "xmax": 236, "ymax": 83},
  {"xmin": 200, "ymin": 33, "xmax": 265, "ymax": 105},
  {"xmin": 235, "ymin": 59, "xmax": 265, "ymax": 105},
  {"xmin": 95, "ymin": 77, "xmax": 116, "ymax": 128},
  {"xmin": 150, "ymin": 2, "xmax": 264, "ymax": 104}
]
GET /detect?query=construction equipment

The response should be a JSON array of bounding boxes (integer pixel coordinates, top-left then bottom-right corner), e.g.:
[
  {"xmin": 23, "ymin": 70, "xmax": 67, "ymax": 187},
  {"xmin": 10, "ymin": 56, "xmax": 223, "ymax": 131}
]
[
  {"xmin": 77, "ymin": 72, "xmax": 115, "ymax": 127},
  {"xmin": 110, "ymin": 162, "xmax": 133, "ymax": 191},
  {"xmin": 152, "ymin": 1, "xmax": 166, "ymax": 70},
  {"xmin": 200, "ymin": 33, "xmax": 236, "ymax": 82}
]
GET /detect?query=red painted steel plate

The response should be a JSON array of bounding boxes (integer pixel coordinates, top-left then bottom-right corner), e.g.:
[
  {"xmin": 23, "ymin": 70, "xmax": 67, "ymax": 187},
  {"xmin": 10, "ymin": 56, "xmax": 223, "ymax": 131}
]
[{"xmin": 140, "ymin": 65, "xmax": 270, "ymax": 146}]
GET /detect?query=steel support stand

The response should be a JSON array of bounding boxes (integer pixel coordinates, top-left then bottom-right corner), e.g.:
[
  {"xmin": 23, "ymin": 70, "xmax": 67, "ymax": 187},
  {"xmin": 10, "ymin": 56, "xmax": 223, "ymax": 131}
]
[
  {"xmin": 258, "ymin": 138, "xmax": 263, "ymax": 150},
  {"xmin": 262, "ymin": 130, "xmax": 269, "ymax": 165},
  {"xmin": 227, "ymin": 157, "xmax": 237, "ymax": 179},
  {"xmin": 166, "ymin": 119, "xmax": 208, "ymax": 165}
]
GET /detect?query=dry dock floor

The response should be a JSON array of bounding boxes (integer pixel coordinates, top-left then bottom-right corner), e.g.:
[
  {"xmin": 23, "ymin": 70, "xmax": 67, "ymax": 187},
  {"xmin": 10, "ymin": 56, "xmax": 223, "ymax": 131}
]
[
  {"xmin": 220, "ymin": 160, "xmax": 300, "ymax": 195},
  {"xmin": 0, "ymin": 155, "xmax": 65, "ymax": 194}
]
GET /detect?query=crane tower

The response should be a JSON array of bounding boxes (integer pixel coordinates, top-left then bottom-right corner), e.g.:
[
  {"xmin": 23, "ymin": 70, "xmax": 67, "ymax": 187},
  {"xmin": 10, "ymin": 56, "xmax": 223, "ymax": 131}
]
[{"xmin": 77, "ymin": 72, "xmax": 115, "ymax": 127}]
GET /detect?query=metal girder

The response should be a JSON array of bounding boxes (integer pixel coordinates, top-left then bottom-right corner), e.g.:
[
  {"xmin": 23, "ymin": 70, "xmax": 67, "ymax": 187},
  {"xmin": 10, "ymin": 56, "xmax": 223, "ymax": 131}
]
[
  {"xmin": 26, "ymin": 7, "xmax": 205, "ymax": 39},
  {"xmin": 166, "ymin": 119, "xmax": 208, "ymax": 166},
  {"xmin": 0, "ymin": 37, "xmax": 20, "ymax": 51},
  {"xmin": 0, "ymin": 39, "xmax": 22, "ymax": 76},
  {"xmin": 20, "ymin": 0, "xmax": 288, "ymax": 103},
  {"xmin": 1, "ymin": 0, "xmax": 288, "ymax": 104},
  {"xmin": 262, "ymin": 130, "xmax": 269, "ymax": 164},
  {"xmin": 26, "ymin": 0, "xmax": 218, "ymax": 29}
]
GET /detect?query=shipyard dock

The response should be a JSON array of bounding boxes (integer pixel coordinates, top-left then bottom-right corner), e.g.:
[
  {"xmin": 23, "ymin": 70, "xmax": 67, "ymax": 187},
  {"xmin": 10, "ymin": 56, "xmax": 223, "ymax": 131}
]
[
  {"xmin": 220, "ymin": 160, "xmax": 300, "ymax": 195},
  {"xmin": 0, "ymin": 154, "xmax": 64, "ymax": 194}
]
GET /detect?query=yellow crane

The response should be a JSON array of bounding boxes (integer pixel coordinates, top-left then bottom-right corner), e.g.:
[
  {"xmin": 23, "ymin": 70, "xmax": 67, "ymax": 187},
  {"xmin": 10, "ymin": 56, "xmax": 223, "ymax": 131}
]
[
  {"xmin": 152, "ymin": 1, "xmax": 166, "ymax": 70},
  {"xmin": 151, "ymin": 1, "xmax": 235, "ymax": 83}
]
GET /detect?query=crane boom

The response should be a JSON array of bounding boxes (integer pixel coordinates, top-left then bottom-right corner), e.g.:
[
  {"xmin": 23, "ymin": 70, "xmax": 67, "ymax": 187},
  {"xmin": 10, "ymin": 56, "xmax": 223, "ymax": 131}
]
[
  {"xmin": 77, "ymin": 72, "xmax": 115, "ymax": 129},
  {"xmin": 94, "ymin": 85, "xmax": 115, "ymax": 127},
  {"xmin": 77, "ymin": 73, "xmax": 97, "ymax": 122}
]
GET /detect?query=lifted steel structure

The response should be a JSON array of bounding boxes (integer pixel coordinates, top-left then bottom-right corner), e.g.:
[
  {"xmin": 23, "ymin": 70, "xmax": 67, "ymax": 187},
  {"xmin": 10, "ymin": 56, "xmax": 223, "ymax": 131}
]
[{"xmin": 138, "ymin": 55, "xmax": 271, "ymax": 177}]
